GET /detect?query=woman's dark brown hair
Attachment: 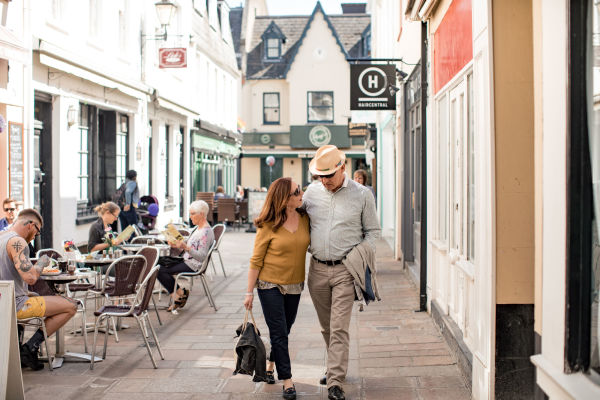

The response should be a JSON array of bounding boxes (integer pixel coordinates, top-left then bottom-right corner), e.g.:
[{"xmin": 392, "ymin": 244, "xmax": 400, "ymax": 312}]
[{"xmin": 254, "ymin": 177, "xmax": 294, "ymax": 231}]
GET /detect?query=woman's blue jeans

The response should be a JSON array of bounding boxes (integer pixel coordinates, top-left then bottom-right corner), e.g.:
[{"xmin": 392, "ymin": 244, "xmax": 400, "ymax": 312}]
[{"xmin": 257, "ymin": 287, "xmax": 301, "ymax": 380}]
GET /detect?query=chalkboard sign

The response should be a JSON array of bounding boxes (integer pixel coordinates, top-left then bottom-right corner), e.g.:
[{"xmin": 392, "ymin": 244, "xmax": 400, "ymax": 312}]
[
  {"xmin": 8, "ymin": 122, "xmax": 24, "ymax": 202},
  {"xmin": 248, "ymin": 191, "xmax": 268, "ymax": 223},
  {"xmin": 0, "ymin": 281, "xmax": 25, "ymax": 400}
]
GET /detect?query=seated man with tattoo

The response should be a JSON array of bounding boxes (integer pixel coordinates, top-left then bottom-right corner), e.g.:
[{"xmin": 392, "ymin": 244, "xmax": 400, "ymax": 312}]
[{"xmin": 0, "ymin": 209, "xmax": 77, "ymax": 370}]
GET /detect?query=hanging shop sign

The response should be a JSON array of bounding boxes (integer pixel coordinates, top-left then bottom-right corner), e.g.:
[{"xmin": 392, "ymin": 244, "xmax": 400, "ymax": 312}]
[
  {"xmin": 350, "ymin": 64, "xmax": 396, "ymax": 110},
  {"xmin": 158, "ymin": 48, "xmax": 187, "ymax": 68}
]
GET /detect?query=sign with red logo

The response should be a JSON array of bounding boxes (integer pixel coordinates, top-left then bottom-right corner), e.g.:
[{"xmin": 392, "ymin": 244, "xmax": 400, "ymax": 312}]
[{"xmin": 158, "ymin": 48, "xmax": 187, "ymax": 68}]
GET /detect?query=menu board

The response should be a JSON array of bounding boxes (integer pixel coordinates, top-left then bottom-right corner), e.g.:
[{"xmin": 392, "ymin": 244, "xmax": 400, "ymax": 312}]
[
  {"xmin": 248, "ymin": 191, "xmax": 268, "ymax": 223},
  {"xmin": 8, "ymin": 122, "xmax": 24, "ymax": 202}
]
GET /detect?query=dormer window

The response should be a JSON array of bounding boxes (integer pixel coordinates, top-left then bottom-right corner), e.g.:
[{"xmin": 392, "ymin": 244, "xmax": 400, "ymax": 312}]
[
  {"xmin": 261, "ymin": 21, "xmax": 286, "ymax": 61},
  {"xmin": 266, "ymin": 38, "xmax": 281, "ymax": 59}
]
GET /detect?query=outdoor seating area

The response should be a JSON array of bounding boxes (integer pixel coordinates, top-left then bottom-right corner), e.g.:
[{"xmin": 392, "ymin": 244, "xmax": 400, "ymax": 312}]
[
  {"xmin": 195, "ymin": 191, "xmax": 249, "ymax": 229},
  {"xmin": 16, "ymin": 221, "xmax": 229, "ymax": 373}
]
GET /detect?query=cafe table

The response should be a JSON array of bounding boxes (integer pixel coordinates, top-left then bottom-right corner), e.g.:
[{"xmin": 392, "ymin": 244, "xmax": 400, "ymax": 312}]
[
  {"xmin": 119, "ymin": 243, "xmax": 171, "ymax": 256},
  {"xmin": 39, "ymin": 271, "xmax": 102, "ymax": 368}
]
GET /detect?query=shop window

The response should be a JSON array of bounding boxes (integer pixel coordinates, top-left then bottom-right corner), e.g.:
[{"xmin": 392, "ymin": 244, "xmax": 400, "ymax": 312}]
[
  {"xmin": 78, "ymin": 105, "xmax": 91, "ymax": 201},
  {"xmin": 436, "ymin": 94, "xmax": 448, "ymax": 241},
  {"xmin": 436, "ymin": 72, "xmax": 474, "ymax": 260},
  {"xmin": 263, "ymin": 92, "xmax": 280, "ymax": 125},
  {"xmin": 116, "ymin": 114, "xmax": 128, "ymax": 186},
  {"xmin": 307, "ymin": 91, "xmax": 333, "ymax": 123},
  {"xmin": 76, "ymin": 104, "xmax": 124, "ymax": 221}
]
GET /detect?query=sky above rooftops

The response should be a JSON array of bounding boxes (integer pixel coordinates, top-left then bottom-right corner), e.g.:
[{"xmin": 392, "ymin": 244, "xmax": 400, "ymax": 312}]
[{"xmin": 231, "ymin": 0, "xmax": 368, "ymax": 15}]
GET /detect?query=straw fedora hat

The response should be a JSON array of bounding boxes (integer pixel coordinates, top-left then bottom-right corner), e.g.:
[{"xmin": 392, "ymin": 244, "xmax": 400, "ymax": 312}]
[{"xmin": 309, "ymin": 145, "xmax": 346, "ymax": 176}]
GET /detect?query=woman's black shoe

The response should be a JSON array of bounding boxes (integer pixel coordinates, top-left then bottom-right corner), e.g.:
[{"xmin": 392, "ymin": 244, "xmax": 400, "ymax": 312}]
[
  {"xmin": 266, "ymin": 370, "xmax": 276, "ymax": 384},
  {"xmin": 319, "ymin": 374, "xmax": 327, "ymax": 385},
  {"xmin": 282, "ymin": 384, "xmax": 296, "ymax": 400}
]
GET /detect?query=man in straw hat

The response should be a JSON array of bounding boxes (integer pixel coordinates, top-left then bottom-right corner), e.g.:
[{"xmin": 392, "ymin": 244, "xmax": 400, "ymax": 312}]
[{"xmin": 302, "ymin": 145, "xmax": 380, "ymax": 400}]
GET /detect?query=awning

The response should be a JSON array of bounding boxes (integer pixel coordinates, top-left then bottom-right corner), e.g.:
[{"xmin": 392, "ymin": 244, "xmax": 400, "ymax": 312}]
[{"xmin": 38, "ymin": 53, "xmax": 149, "ymax": 101}]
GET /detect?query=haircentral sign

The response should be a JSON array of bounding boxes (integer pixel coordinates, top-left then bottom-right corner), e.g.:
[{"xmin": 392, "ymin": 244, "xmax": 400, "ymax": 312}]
[
  {"xmin": 158, "ymin": 48, "xmax": 187, "ymax": 68},
  {"xmin": 350, "ymin": 64, "xmax": 396, "ymax": 110}
]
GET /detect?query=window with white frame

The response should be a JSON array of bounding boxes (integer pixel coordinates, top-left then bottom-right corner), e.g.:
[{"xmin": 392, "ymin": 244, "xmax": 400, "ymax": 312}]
[
  {"xmin": 78, "ymin": 105, "xmax": 90, "ymax": 201},
  {"xmin": 116, "ymin": 114, "xmax": 128, "ymax": 186},
  {"xmin": 307, "ymin": 91, "xmax": 334, "ymax": 123},
  {"xmin": 436, "ymin": 94, "xmax": 448, "ymax": 241},
  {"xmin": 436, "ymin": 72, "xmax": 475, "ymax": 261},
  {"xmin": 266, "ymin": 38, "xmax": 281, "ymax": 59},
  {"xmin": 89, "ymin": 0, "xmax": 100, "ymax": 37},
  {"xmin": 263, "ymin": 92, "xmax": 280, "ymax": 124}
]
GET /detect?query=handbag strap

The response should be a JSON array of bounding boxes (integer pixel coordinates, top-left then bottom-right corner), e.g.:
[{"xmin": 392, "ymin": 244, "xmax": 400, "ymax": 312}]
[{"xmin": 242, "ymin": 308, "xmax": 258, "ymax": 334}]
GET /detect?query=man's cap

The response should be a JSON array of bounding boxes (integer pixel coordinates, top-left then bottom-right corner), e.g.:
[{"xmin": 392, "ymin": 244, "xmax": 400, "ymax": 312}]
[{"xmin": 309, "ymin": 145, "xmax": 346, "ymax": 176}]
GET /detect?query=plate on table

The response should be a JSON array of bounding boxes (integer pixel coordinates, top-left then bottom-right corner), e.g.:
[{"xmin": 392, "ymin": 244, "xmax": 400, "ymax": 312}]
[{"xmin": 42, "ymin": 268, "xmax": 61, "ymax": 276}]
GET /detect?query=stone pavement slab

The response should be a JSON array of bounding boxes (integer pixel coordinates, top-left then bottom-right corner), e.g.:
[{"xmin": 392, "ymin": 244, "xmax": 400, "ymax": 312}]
[{"xmin": 22, "ymin": 231, "xmax": 470, "ymax": 399}]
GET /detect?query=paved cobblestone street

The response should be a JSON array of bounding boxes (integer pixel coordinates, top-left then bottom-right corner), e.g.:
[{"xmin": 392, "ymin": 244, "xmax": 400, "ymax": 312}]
[{"xmin": 22, "ymin": 231, "xmax": 470, "ymax": 399}]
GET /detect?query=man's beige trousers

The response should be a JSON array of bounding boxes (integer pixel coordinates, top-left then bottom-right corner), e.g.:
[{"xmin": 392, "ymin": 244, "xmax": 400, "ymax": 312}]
[{"xmin": 307, "ymin": 259, "xmax": 355, "ymax": 389}]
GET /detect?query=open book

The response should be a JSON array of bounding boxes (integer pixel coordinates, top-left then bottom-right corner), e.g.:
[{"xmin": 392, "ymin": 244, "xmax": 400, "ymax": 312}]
[
  {"xmin": 116, "ymin": 224, "xmax": 136, "ymax": 242},
  {"xmin": 162, "ymin": 223, "xmax": 185, "ymax": 243}
]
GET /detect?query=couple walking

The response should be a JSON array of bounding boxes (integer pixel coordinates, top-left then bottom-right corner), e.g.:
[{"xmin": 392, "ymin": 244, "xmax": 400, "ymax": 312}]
[{"xmin": 244, "ymin": 145, "xmax": 380, "ymax": 400}]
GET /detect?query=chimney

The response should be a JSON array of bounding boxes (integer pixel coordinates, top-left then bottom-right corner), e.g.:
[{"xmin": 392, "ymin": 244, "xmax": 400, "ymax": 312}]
[{"xmin": 341, "ymin": 3, "xmax": 367, "ymax": 14}]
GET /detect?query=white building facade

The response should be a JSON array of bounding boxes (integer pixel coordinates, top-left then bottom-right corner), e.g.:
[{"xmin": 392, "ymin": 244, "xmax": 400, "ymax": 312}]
[
  {"xmin": 27, "ymin": 0, "xmax": 240, "ymax": 249},
  {"xmin": 234, "ymin": 1, "xmax": 371, "ymax": 190}
]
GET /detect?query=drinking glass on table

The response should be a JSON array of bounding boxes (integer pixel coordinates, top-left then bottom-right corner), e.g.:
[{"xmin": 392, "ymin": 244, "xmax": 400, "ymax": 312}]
[{"xmin": 67, "ymin": 260, "xmax": 76, "ymax": 275}]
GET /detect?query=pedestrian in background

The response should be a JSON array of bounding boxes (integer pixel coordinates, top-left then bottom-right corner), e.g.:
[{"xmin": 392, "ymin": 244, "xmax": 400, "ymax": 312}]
[
  {"xmin": 0, "ymin": 197, "xmax": 17, "ymax": 231},
  {"xmin": 119, "ymin": 170, "xmax": 139, "ymax": 230},
  {"xmin": 353, "ymin": 169, "xmax": 376, "ymax": 199},
  {"xmin": 244, "ymin": 177, "xmax": 309, "ymax": 400},
  {"xmin": 302, "ymin": 145, "xmax": 380, "ymax": 400},
  {"xmin": 214, "ymin": 185, "xmax": 229, "ymax": 200}
]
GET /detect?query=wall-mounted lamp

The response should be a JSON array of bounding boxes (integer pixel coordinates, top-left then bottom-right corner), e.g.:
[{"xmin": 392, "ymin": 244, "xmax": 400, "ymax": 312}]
[
  {"xmin": 67, "ymin": 105, "xmax": 78, "ymax": 127},
  {"xmin": 396, "ymin": 68, "xmax": 408, "ymax": 80},
  {"xmin": 143, "ymin": 1, "xmax": 177, "ymax": 41}
]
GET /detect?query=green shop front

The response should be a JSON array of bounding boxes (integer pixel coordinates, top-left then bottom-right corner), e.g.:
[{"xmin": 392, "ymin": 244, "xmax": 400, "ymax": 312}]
[
  {"xmin": 191, "ymin": 131, "xmax": 240, "ymax": 200},
  {"xmin": 243, "ymin": 125, "xmax": 366, "ymax": 188}
]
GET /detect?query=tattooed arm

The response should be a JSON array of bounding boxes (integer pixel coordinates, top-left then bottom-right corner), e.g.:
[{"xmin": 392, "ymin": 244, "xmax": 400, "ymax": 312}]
[{"xmin": 6, "ymin": 236, "xmax": 49, "ymax": 285}]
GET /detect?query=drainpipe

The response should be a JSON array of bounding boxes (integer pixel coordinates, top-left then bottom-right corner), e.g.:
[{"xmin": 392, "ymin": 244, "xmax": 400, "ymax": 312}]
[{"xmin": 419, "ymin": 21, "xmax": 428, "ymax": 312}]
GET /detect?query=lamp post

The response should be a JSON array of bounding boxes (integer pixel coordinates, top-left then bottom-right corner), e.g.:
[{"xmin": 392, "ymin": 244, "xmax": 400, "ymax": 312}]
[{"xmin": 153, "ymin": 1, "xmax": 176, "ymax": 41}]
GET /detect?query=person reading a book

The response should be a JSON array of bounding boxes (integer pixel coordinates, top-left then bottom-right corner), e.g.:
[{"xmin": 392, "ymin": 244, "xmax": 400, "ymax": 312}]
[
  {"xmin": 157, "ymin": 200, "xmax": 214, "ymax": 313},
  {"xmin": 88, "ymin": 202, "xmax": 123, "ymax": 253}
]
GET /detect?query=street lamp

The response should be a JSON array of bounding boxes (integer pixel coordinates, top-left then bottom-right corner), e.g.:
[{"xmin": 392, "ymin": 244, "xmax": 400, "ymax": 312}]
[{"xmin": 145, "ymin": 0, "xmax": 177, "ymax": 41}]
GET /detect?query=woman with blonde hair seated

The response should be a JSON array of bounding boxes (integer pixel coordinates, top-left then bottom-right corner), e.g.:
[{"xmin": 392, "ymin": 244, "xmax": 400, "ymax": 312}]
[
  {"xmin": 88, "ymin": 202, "xmax": 123, "ymax": 253},
  {"xmin": 157, "ymin": 200, "xmax": 214, "ymax": 313}
]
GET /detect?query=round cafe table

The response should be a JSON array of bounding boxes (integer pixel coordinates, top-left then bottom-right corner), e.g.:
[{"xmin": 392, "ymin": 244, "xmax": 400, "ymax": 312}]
[{"xmin": 39, "ymin": 271, "xmax": 100, "ymax": 367}]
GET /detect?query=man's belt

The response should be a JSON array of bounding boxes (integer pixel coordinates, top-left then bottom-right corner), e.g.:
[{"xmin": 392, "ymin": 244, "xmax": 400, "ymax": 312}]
[{"xmin": 312, "ymin": 255, "xmax": 343, "ymax": 266}]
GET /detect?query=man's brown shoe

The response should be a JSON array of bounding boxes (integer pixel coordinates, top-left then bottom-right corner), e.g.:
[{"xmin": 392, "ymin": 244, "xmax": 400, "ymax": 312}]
[{"xmin": 328, "ymin": 385, "xmax": 345, "ymax": 400}]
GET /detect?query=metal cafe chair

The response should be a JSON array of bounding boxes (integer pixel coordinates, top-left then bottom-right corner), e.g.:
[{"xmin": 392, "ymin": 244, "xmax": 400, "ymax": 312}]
[
  {"xmin": 173, "ymin": 241, "xmax": 218, "ymax": 311},
  {"xmin": 211, "ymin": 224, "xmax": 227, "ymax": 277},
  {"xmin": 36, "ymin": 248, "xmax": 91, "ymax": 350},
  {"xmin": 91, "ymin": 265, "xmax": 164, "ymax": 369}
]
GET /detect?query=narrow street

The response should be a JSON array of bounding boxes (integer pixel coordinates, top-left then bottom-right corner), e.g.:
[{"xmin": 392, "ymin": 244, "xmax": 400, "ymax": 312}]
[{"xmin": 22, "ymin": 231, "xmax": 469, "ymax": 400}]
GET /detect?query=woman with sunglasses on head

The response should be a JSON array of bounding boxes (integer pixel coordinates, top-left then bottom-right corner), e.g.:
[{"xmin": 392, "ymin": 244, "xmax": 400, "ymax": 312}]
[
  {"xmin": 244, "ymin": 177, "xmax": 309, "ymax": 400},
  {"xmin": 88, "ymin": 202, "xmax": 123, "ymax": 253}
]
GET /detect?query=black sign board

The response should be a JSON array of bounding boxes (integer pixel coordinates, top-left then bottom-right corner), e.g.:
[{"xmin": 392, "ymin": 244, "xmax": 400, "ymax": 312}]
[
  {"xmin": 350, "ymin": 64, "xmax": 396, "ymax": 110},
  {"xmin": 8, "ymin": 122, "xmax": 24, "ymax": 202}
]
